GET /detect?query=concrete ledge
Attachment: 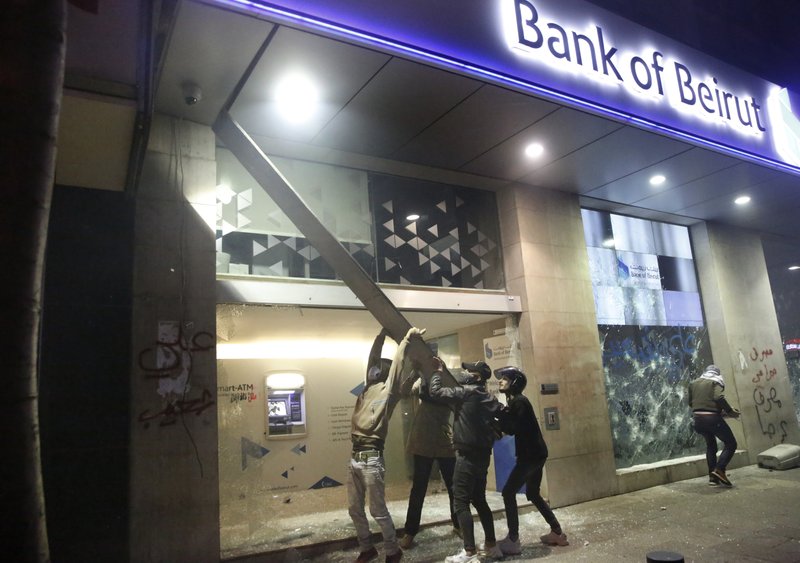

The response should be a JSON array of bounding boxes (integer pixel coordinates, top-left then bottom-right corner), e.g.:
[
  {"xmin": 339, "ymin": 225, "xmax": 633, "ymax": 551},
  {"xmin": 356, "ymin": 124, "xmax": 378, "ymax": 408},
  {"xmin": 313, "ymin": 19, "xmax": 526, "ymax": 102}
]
[{"xmin": 616, "ymin": 450, "xmax": 749, "ymax": 494}]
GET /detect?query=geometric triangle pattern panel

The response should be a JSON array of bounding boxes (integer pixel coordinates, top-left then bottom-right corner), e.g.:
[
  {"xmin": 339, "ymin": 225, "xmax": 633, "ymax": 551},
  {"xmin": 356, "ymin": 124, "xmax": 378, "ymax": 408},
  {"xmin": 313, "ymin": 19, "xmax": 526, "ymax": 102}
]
[
  {"xmin": 369, "ymin": 173, "xmax": 503, "ymax": 289},
  {"xmin": 216, "ymin": 230, "xmax": 374, "ymax": 281}
]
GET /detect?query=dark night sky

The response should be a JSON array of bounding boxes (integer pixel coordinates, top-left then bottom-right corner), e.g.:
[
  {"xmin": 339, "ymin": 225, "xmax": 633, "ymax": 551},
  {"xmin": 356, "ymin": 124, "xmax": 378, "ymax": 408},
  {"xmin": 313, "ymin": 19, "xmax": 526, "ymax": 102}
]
[{"xmin": 587, "ymin": 0, "xmax": 800, "ymax": 94}]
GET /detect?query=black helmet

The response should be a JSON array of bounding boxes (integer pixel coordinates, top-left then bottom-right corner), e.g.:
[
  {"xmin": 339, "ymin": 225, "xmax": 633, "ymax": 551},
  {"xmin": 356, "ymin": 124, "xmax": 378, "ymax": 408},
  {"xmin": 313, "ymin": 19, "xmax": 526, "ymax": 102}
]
[
  {"xmin": 494, "ymin": 366, "xmax": 527, "ymax": 394},
  {"xmin": 462, "ymin": 361, "xmax": 491, "ymax": 381}
]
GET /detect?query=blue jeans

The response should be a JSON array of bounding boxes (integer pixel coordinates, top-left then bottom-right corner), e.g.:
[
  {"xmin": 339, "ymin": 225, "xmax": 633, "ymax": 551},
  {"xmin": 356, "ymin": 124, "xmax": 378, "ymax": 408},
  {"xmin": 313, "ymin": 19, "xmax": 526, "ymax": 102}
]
[
  {"xmin": 452, "ymin": 451, "xmax": 495, "ymax": 552},
  {"xmin": 501, "ymin": 458, "xmax": 560, "ymax": 540},
  {"xmin": 347, "ymin": 455, "xmax": 398, "ymax": 554},
  {"xmin": 403, "ymin": 455, "xmax": 458, "ymax": 535},
  {"xmin": 693, "ymin": 413, "xmax": 737, "ymax": 472}
]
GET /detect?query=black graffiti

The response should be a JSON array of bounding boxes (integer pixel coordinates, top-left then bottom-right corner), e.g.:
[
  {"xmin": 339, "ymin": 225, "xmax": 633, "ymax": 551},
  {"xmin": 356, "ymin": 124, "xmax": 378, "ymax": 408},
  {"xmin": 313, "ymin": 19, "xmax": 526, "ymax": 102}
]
[
  {"xmin": 137, "ymin": 327, "xmax": 214, "ymax": 379},
  {"xmin": 138, "ymin": 388, "xmax": 215, "ymax": 427}
]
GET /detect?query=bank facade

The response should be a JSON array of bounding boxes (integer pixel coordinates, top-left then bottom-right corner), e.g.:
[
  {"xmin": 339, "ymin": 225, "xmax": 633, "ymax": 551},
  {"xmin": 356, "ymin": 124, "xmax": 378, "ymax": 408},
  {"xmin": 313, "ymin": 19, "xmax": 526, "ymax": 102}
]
[{"xmin": 41, "ymin": 0, "xmax": 800, "ymax": 560}]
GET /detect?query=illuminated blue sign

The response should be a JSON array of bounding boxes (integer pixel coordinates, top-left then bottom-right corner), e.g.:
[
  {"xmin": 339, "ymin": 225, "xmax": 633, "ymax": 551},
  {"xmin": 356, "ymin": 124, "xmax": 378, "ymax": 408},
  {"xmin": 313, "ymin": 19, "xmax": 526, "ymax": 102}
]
[{"xmin": 219, "ymin": 0, "xmax": 800, "ymax": 173}]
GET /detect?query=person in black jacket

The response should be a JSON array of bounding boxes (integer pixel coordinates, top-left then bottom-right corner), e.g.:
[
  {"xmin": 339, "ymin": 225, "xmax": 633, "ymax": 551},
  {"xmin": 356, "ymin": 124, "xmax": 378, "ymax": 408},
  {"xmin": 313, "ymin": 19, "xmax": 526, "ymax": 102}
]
[
  {"xmin": 494, "ymin": 366, "xmax": 567, "ymax": 555},
  {"xmin": 426, "ymin": 358, "xmax": 503, "ymax": 563}
]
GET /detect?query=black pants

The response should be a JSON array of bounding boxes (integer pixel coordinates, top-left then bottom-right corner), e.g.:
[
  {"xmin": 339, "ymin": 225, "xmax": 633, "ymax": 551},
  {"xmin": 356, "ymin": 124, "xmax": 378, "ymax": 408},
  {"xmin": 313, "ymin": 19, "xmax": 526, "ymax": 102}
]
[
  {"xmin": 452, "ymin": 451, "xmax": 495, "ymax": 552},
  {"xmin": 403, "ymin": 454, "xmax": 458, "ymax": 535},
  {"xmin": 693, "ymin": 413, "xmax": 737, "ymax": 472},
  {"xmin": 501, "ymin": 458, "xmax": 560, "ymax": 540}
]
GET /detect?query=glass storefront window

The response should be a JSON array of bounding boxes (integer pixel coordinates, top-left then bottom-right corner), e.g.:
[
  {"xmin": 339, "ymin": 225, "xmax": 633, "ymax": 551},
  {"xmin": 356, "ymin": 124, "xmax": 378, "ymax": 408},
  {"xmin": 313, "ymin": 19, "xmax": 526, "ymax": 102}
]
[
  {"xmin": 215, "ymin": 149, "xmax": 504, "ymax": 290},
  {"xmin": 216, "ymin": 304, "xmax": 514, "ymax": 558},
  {"xmin": 582, "ymin": 209, "xmax": 712, "ymax": 468}
]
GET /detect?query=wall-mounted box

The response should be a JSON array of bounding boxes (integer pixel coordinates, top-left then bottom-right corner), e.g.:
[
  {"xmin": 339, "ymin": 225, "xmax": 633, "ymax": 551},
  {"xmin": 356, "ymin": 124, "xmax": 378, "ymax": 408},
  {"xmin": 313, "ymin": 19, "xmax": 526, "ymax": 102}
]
[
  {"xmin": 543, "ymin": 407, "xmax": 560, "ymax": 430},
  {"xmin": 541, "ymin": 383, "xmax": 559, "ymax": 395}
]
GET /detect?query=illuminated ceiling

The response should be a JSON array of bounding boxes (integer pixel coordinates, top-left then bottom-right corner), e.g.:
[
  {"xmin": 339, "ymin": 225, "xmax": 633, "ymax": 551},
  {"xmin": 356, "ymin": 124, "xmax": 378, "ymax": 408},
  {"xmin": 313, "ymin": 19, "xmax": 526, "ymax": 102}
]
[{"xmin": 153, "ymin": 0, "xmax": 800, "ymax": 274}]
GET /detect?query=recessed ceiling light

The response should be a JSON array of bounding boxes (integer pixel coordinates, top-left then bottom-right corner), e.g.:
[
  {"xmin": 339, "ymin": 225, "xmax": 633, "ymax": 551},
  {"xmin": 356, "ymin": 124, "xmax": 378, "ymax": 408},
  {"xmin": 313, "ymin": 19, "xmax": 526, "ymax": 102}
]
[
  {"xmin": 274, "ymin": 73, "xmax": 318, "ymax": 123},
  {"xmin": 649, "ymin": 174, "xmax": 666, "ymax": 186},
  {"xmin": 734, "ymin": 195, "xmax": 751, "ymax": 205},
  {"xmin": 406, "ymin": 214, "xmax": 420, "ymax": 221},
  {"xmin": 524, "ymin": 142, "xmax": 544, "ymax": 158},
  {"xmin": 789, "ymin": 265, "xmax": 800, "ymax": 271},
  {"xmin": 602, "ymin": 238, "xmax": 616, "ymax": 248}
]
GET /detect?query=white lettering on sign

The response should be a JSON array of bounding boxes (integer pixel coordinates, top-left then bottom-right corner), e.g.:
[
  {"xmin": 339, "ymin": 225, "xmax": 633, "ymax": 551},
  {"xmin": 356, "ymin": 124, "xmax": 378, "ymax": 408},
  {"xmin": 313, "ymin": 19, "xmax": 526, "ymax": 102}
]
[{"xmin": 502, "ymin": 0, "xmax": 766, "ymax": 137}]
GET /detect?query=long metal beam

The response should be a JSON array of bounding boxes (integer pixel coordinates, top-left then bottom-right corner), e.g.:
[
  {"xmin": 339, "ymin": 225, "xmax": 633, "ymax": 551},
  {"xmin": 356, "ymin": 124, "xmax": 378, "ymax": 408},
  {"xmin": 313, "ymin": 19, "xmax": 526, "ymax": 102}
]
[{"xmin": 213, "ymin": 112, "xmax": 456, "ymax": 383}]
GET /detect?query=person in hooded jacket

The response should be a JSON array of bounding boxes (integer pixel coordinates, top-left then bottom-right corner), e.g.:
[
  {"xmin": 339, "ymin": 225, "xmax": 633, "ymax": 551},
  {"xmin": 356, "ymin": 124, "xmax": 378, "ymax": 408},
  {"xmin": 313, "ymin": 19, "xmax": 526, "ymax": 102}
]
[
  {"xmin": 348, "ymin": 326, "xmax": 425, "ymax": 563},
  {"xmin": 493, "ymin": 366, "xmax": 567, "ymax": 556},
  {"xmin": 688, "ymin": 364, "xmax": 740, "ymax": 486},
  {"xmin": 426, "ymin": 357, "xmax": 503, "ymax": 563}
]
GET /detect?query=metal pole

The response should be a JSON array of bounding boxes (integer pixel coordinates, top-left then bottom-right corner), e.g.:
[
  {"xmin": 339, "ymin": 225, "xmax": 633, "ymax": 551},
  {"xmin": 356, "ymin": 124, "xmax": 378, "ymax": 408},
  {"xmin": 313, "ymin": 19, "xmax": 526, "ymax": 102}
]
[{"xmin": 213, "ymin": 112, "xmax": 456, "ymax": 384}]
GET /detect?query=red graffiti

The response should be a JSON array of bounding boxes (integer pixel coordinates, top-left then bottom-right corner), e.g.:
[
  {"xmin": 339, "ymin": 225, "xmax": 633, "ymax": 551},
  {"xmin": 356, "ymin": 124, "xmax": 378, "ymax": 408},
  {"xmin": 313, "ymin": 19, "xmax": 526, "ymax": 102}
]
[{"xmin": 749, "ymin": 347, "xmax": 773, "ymax": 362}]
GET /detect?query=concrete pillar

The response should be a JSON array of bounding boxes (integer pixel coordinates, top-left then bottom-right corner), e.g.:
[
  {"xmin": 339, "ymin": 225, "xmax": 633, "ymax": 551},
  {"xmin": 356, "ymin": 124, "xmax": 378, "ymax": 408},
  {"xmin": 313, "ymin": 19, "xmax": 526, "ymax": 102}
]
[
  {"xmin": 129, "ymin": 115, "xmax": 220, "ymax": 561},
  {"xmin": 497, "ymin": 184, "xmax": 617, "ymax": 506},
  {"xmin": 692, "ymin": 222, "xmax": 800, "ymax": 461}
]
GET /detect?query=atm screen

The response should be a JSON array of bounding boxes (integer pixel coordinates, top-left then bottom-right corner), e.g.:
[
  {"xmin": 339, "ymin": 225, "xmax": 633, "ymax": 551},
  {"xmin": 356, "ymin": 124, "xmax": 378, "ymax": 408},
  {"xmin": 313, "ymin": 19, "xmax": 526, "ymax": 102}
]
[{"xmin": 268, "ymin": 399, "xmax": 288, "ymax": 417}]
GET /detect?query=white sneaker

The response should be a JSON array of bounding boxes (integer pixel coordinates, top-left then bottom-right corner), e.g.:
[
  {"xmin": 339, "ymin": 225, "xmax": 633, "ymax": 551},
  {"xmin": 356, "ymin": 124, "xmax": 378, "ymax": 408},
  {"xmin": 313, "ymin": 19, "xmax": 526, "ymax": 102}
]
[
  {"xmin": 444, "ymin": 548, "xmax": 479, "ymax": 563},
  {"xmin": 479, "ymin": 542, "xmax": 504, "ymax": 559},
  {"xmin": 497, "ymin": 536, "xmax": 522, "ymax": 555},
  {"xmin": 540, "ymin": 530, "xmax": 569, "ymax": 546}
]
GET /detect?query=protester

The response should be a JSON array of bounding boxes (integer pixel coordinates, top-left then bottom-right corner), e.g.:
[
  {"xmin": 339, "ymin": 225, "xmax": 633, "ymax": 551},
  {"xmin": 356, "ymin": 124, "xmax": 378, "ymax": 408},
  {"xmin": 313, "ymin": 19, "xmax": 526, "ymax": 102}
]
[
  {"xmin": 688, "ymin": 364, "xmax": 740, "ymax": 486},
  {"xmin": 427, "ymin": 358, "xmax": 504, "ymax": 563},
  {"xmin": 398, "ymin": 361, "xmax": 459, "ymax": 549},
  {"xmin": 494, "ymin": 366, "xmax": 567, "ymax": 554},
  {"xmin": 348, "ymin": 326, "xmax": 425, "ymax": 563}
]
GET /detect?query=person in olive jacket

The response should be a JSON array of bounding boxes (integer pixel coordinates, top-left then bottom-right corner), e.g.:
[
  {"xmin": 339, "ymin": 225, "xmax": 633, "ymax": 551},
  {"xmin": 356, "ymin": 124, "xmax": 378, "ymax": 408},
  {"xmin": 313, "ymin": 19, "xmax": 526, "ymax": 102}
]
[
  {"xmin": 398, "ymin": 361, "xmax": 459, "ymax": 549},
  {"xmin": 688, "ymin": 364, "xmax": 740, "ymax": 486},
  {"xmin": 493, "ymin": 366, "xmax": 567, "ymax": 556}
]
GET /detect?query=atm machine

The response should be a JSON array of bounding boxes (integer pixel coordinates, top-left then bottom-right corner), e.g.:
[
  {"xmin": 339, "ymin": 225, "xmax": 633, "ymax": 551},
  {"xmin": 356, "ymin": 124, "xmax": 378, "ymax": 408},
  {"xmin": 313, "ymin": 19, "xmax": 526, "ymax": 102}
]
[{"xmin": 265, "ymin": 372, "xmax": 307, "ymax": 439}]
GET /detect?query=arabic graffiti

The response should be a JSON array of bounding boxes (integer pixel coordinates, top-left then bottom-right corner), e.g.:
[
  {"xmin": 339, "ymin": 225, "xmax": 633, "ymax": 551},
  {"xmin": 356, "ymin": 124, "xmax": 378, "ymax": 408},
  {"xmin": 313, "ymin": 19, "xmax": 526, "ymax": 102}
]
[{"xmin": 748, "ymin": 345, "xmax": 789, "ymax": 443}]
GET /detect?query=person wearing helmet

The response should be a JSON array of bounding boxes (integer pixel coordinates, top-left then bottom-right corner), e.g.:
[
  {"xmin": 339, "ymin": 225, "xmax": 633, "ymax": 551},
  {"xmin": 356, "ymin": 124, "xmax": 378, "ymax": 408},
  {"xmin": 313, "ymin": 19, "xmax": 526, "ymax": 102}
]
[
  {"xmin": 348, "ymin": 326, "xmax": 426, "ymax": 563},
  {"xmin": 426, "ymin": 358, "xmax": 504, "ymax": 563},
  {"xmin": 494, "ymin": 366, "xmax": 567, "ymax": 555}
]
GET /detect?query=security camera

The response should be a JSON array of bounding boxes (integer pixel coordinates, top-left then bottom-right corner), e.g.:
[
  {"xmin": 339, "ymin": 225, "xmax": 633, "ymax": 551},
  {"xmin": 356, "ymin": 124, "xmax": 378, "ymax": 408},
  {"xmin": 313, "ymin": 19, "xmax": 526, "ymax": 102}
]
[{"xmin": 182, "ymin": 81, "xmax": 202, "ymax": 106}]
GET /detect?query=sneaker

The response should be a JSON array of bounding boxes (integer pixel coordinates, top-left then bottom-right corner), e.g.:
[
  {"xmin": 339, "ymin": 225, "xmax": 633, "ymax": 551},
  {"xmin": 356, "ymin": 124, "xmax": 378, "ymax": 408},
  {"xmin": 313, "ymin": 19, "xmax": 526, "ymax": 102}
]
[
  {"xmin": 444, "ymin": 548, "xmax": 479, "ymax": 563},
  {"xmin": 711, "ymin": 468, "xmax": 733, "ymax": 487},
  {"xmin": 497, "ymin": 536, "xmax": 522, "ymax": 555},
  {"xmin": 708, "ymin": 472, "xmax": 720, "ymax": 486},
  {"xmin": 385, "ymin": 550, "xmax": 403, "ymax": 563},
  {"xmin": 540, "ymin": 531, "xmax": 569, "ymax": 546},
  {"xmin": 356, "ymin": 546, "xmax": 378, "ymax": 563},
  {"xmin": 398, "ymin": 534, "xmax": 414, "ymax": 550},
  {"xmin": 479, "ymin": 542, "xmax": 504, "ymax": 558}
]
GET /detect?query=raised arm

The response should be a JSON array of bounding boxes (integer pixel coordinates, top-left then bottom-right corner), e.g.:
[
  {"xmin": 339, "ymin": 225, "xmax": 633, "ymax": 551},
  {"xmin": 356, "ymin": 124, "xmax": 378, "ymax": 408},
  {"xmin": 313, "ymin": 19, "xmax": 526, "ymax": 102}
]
[
  {"xmin": 387, "ymin": 327, "xmax": 426, "ymax": 396},
  {"xmin": 365, "ymin": 328, "xmax": 389, "ymax": 380},
  {"xmin": 428, "ymin": 357, "xmax": 471, "ymax": 404}
]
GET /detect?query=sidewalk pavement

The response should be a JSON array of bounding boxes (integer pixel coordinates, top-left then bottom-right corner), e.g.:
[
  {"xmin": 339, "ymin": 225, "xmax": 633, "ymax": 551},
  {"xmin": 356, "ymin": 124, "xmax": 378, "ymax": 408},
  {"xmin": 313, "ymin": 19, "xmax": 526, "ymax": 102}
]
[{"xmin": 269, "ymin": 464, "xmax": 800, "ymax": 563}]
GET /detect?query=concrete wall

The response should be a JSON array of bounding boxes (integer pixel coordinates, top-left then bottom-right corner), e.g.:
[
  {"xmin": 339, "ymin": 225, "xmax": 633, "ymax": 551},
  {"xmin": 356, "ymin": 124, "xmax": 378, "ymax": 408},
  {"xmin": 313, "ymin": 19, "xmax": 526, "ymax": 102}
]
[
  {"xmin": 129, "ymin": 115, "xmax": 220, "ymax": 561},
  {"xmin": 497, "ymin": 184, "xmax": 617, "ymax": 507},
  {"xmin": 692, "ymin": 223, "xmax": 800, "ymax": 460}
]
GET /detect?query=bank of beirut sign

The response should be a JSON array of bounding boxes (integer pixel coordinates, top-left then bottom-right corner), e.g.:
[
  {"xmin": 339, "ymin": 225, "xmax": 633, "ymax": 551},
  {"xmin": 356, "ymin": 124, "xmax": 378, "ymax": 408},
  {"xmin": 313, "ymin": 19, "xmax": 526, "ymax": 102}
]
[
  {"xmin": 231, "ymin": 0, "xmax": 800, "ymax": 171},
  {"xmin": 502, "ymin": 0, "xmax": 799, "ymax": 168}
]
